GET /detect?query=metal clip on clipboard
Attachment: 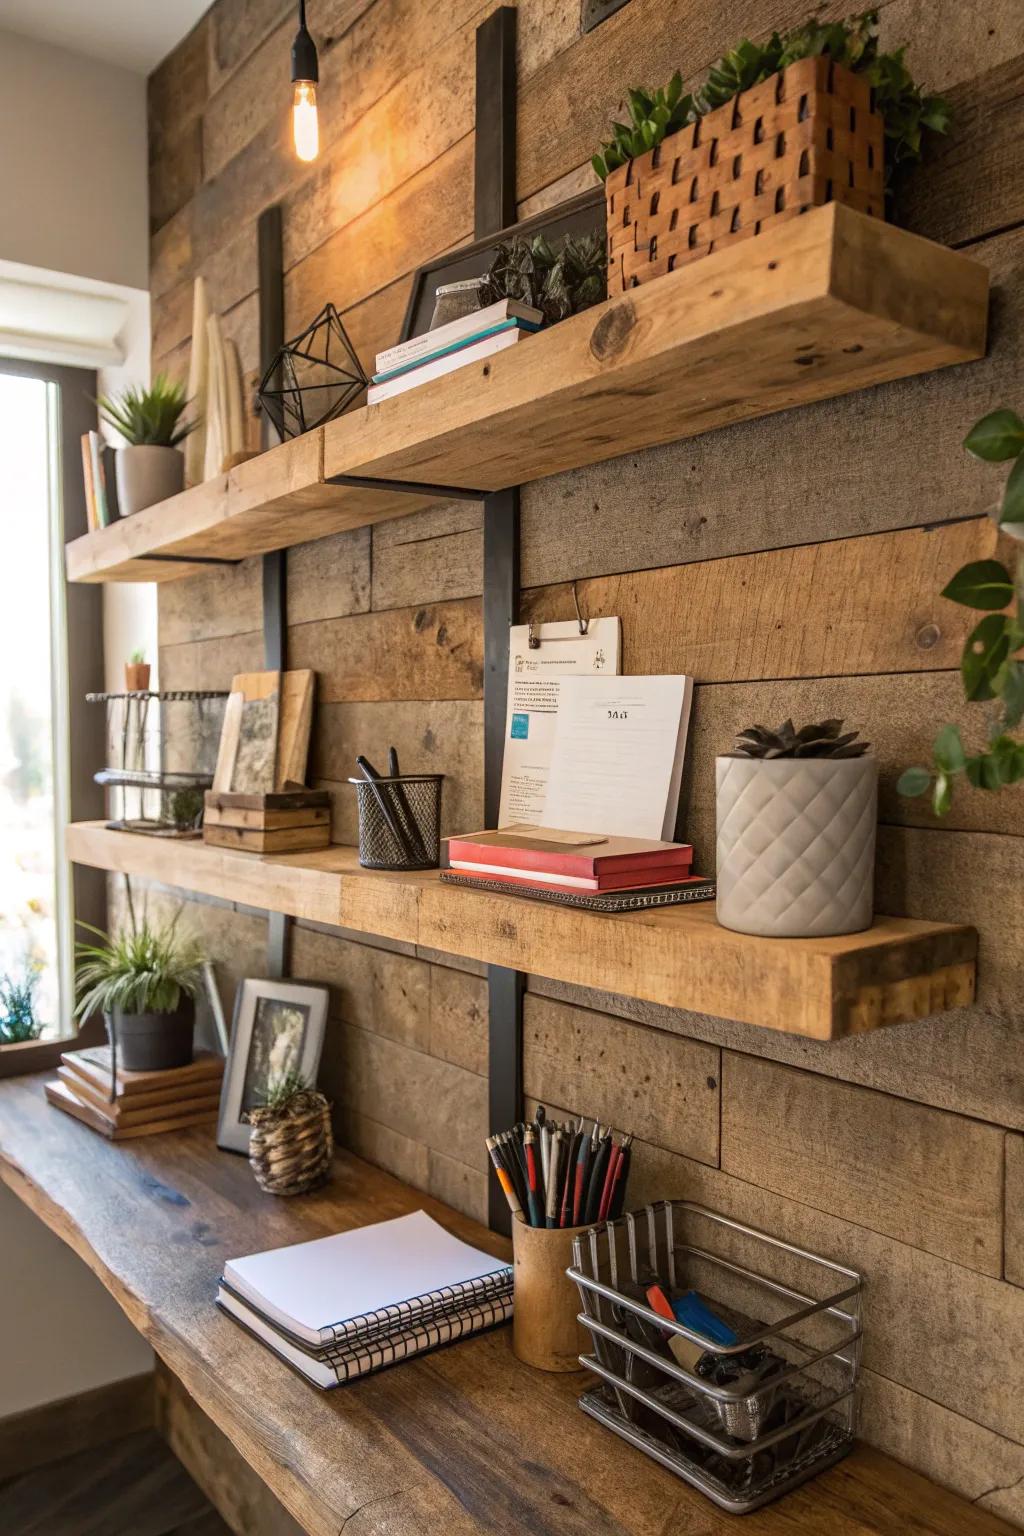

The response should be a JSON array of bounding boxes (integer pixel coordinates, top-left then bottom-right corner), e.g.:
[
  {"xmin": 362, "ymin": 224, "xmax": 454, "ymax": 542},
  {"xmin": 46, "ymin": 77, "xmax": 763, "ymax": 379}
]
[{"xmin": 528, "ymin": 581, "xmax": 591, "ymax": 649}]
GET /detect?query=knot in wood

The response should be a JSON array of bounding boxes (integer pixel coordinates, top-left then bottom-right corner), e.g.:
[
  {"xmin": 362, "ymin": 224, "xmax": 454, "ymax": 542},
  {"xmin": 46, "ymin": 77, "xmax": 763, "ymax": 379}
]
[{"xmin": 589, "ymin": 301, "xmax": 636, "ymax": 363}]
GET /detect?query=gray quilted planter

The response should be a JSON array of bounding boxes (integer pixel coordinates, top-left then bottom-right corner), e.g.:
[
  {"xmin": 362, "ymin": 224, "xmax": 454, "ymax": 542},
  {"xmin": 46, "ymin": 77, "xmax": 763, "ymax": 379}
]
[{"xmin": 715, "ymin": 755, "xmax": 878, "ymax": 938}]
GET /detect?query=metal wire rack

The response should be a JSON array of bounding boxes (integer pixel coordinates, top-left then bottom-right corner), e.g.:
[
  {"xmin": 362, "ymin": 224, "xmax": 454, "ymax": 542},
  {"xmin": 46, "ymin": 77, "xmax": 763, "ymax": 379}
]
[
  {"xmin": 86, "ymin": 690, "xmax": 228, "ymax": 837},
  {"xmin": 569, "ymin": 1201, "xmax": 862, "ymax": 1515}
]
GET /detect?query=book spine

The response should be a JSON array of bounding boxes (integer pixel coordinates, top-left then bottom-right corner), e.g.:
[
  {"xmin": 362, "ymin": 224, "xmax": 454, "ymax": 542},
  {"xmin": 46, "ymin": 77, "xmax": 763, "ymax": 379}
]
[
  {"xmin": 446, "ymin": 839, "xmax": 693, "ymax": 878},
  {"xmin": 374, "ymin": 300, "xmax": 540, "ymax": 372},
  {"xmin": 372, "ymin": 319, "xmax": 539, "ymax": 383},
  {"xmin": 449, "ymin": 859, "xmax": 692, "ymax": 891},
  {"xmin": 89, "ymin": 433, "xmax": 108, "ymax": 527},
  {"xmin": 81, "ymin": 433, "xmax": 97, "ymax": 531},
  {"xmin": 367, "ymin": 329, "xmax": 524, "ymax": 405}
]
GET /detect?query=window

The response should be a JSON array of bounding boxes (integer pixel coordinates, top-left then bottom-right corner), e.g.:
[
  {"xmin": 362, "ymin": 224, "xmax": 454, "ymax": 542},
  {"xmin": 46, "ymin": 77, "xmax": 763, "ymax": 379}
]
[{"xmin": 0, "ymin": 362, "xmax": 104, "ymax": 1044}]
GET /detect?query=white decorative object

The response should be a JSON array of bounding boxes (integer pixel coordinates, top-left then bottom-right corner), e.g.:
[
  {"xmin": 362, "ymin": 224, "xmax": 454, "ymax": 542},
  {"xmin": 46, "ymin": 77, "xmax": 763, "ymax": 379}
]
[
  {"xmin": 715, "ymin": 755, "xmax": 877, "ymax": 938},
  {"xmin": 184, "ymin": 276, "xmax": 209, "ymax": 487}
]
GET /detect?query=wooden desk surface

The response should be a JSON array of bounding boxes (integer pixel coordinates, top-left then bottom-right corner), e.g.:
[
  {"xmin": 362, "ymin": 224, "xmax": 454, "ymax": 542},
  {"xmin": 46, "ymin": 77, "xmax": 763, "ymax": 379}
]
[{"xmin": 0, "ymin": 1073, "xmax": 1013, "ymax": 1536}]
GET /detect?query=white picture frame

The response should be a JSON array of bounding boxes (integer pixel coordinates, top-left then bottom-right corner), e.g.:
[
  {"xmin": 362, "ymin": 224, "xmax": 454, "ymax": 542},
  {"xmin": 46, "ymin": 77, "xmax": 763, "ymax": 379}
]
[{"xmin": 216, "ymin": 978, "xmax": 328, "ymax": 1154}]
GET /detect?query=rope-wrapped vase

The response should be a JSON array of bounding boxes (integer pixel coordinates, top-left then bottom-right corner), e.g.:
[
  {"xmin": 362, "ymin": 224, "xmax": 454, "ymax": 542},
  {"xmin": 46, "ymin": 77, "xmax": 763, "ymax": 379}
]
[{"xmin": 247, "ymin": 1089, "xmax": 333, "ymax": 1197}]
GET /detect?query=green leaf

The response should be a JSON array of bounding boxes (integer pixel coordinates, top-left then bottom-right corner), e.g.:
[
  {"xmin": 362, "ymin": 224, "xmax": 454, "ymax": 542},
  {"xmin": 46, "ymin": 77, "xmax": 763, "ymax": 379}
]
[
  {"xmin": 941, "ymin": 559, "xmax": 1014, "ymax": 611},
  {"xmin": 897, "ymin": 765, "xmax": 931, "ymax": 797},
  {"xmin": 591, "ymin": 153, "xmax": 607, "ymax": 180},
  {"xmin": 961, "ymin": 613, "xmax": 1011, "ymax": 702},
  {"xmin": 932, "ymin": 770, "xmax": 952, "ymax": 816},
  {"xmin": 963, "ymin": 408, "xmax": 1024, "ymax": 462},
  {"xmin": 1001, "ymin": 454, "xmax": 1024, "ymax": 524},
  {"xmin": 666, "ymin": 70, "xmax": 683, "ymax": 108},
  {"xmin": 933, "ymin": 723, "xmax": 966, "ymax": 773},
  {"xmin": 1000, "ymin": 660, "xmax": 1024, "ymax": 729}
]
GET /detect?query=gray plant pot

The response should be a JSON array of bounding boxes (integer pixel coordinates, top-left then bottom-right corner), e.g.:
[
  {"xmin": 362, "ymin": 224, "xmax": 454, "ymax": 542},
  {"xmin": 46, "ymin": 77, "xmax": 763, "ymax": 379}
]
[
  {"xmin": 715, "ymin": 755, "xmax": 878, "ymax": 938},
  {"xmin": 106, "ymin": 1005, "xmax": 194, "ymax": 1074},
  {"xmin": 115, "ymin": 444, "xmax": 184, "ymax": 516}
]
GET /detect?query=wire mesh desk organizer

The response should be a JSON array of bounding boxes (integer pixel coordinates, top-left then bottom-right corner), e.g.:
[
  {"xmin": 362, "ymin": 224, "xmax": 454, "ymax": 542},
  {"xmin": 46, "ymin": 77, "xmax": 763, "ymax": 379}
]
[
  {"xmin": 88, "ymin": 691, "xmax": 228, "ymax": 837},
  {"xmin": 568, "ymin": 1201, "xmax": 862, "ymax": 1514}
]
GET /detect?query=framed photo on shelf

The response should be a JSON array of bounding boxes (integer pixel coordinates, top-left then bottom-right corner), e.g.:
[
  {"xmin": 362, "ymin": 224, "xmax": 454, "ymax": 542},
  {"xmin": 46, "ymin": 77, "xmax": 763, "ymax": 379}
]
[
  {"xmin": 216, "ymin": 978, "xmax": 328, "ymax": 1153},
  {"xmin": 399, "ymin": 187, "xmax": 603, "ymax": 342}
]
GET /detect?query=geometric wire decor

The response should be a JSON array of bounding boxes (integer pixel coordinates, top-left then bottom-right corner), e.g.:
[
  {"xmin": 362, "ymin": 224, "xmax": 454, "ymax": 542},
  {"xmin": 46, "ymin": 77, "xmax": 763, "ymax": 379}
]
[{"xmin": 257, "ymin": 302, "xmax": 368, "ymax": 438}]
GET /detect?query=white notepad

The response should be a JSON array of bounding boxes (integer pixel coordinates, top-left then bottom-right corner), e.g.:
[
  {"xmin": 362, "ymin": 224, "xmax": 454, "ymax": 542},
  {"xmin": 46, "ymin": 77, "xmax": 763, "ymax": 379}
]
[{"xmin": 222, "ymin": 1210, "xmax": 512, "ymax": 1348}]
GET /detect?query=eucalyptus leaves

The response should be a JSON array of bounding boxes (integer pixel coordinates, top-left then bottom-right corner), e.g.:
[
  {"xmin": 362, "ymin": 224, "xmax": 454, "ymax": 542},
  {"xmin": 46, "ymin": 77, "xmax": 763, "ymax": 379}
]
[
  {"xmin": 898, "ymin": 408, "xmax": 1024, "ymax": 815},
  {"xmin": 592, "ymin": 9, "xmax": 950, "ymax": 193}
]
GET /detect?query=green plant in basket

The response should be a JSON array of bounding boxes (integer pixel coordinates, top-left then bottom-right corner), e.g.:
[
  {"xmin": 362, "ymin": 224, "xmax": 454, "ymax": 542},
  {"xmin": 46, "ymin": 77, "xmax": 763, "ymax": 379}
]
[
  {"xmin": 592, "ymin": 10, "xmax": 951, "ymax": 194},
  {"xmin": 74, "ymin": 916, "xmax": 205, "ymax": 1019},
  {"xmin": 899, "ymin": 408, "xmax": 1024, "ymax": 815},
  {"xmin": 97, "ymin": 373, "xmax": 198, "ymax": 448}
]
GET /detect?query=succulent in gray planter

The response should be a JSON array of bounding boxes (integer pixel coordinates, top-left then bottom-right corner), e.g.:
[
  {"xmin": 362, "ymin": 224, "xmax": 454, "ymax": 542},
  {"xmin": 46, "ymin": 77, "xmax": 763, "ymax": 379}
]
[
  {"xmin": 74, "ymin": 915, "xmax": 205, "ymax": 1083},
  {"xmin": 97, "ymin": 374, "xmax": 198, "ymax": 516},
  {"xmin": 716, "ymin": 719, "xmax": 876, "ymax": 939}
]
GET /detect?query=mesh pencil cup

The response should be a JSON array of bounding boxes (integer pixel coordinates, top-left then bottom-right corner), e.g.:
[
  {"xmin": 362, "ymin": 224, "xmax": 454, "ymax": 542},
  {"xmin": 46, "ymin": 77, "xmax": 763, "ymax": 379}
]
[{"xmin": 349, "ymin": 774, "xmax": 443, "ymax": 870}]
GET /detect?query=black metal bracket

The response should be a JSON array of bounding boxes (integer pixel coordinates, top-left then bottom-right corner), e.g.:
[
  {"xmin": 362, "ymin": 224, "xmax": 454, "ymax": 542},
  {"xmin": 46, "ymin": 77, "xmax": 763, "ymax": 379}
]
[
  {"xmin": 476, "ymin": 7, "xmax": 524, "ymax": 1237},
  {"xmin": 326, "ymin": 472, "xmax": 486, "ymax": 502},
  {"xmin": 258, "ymin": 205, "xmax": 289, "ymax": 985},
  {"xmin": 144, "ymin": 553, "xmax": 243, "ymax": 568}
]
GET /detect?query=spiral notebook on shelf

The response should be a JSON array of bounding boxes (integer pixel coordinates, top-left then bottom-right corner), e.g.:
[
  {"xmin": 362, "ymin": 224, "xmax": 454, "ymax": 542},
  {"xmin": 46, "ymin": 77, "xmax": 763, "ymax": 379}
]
[{"xmin": 216, "ymin": 1210, "xmax": 513, "ymax": 1388}]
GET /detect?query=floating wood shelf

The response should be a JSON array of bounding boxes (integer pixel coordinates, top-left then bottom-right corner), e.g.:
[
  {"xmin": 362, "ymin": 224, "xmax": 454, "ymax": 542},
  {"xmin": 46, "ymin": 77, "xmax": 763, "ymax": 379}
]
[
  {"xmin": 66, "ymin": 205, "xmax": 988, "ymax": 585},
  {"xmin": 67, "ymin": 822, "xmax": 976, "ymax": 1040},
  {"xmin": 0, "ymin": 1077, "xmax": 1012, "ymax": 1536}
]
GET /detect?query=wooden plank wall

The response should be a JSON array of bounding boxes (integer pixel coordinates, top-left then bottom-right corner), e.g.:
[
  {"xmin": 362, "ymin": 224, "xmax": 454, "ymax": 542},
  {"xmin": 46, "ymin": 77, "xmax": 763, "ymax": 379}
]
[{"xmin": 147, "ymin": 0, "xmax": 1024, "ymax": 1517}]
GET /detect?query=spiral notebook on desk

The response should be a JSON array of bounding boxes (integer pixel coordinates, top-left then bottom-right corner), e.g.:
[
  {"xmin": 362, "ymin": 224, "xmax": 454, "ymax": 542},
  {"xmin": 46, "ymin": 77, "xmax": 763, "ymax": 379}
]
[{"xmin": 216, "ymin": 1210, "xmax": 513, "ymax": 1388}]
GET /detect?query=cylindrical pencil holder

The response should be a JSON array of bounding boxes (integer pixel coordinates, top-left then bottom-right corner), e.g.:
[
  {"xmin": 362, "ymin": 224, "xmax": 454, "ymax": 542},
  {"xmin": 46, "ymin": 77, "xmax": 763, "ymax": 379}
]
[
  {"xmin": 512, "ymin": 1214, "xmax": 591, "ymax": 1372},
  {"xmin": 348, "ymin": 773, "xmax": 444, "ymax": 871}
]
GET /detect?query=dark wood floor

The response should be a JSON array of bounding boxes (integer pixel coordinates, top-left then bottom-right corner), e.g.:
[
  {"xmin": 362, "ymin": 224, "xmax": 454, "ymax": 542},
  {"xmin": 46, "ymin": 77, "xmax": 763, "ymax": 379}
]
[{"xmin": 0, "ymin": 1428, "xmax": 232, "ymax": 1536}]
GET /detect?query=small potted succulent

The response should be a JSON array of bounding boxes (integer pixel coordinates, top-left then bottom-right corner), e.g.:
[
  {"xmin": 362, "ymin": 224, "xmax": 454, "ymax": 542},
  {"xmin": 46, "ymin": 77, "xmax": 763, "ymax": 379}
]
[
  {"xmin": 74, "ymin": 915, "xmax": 205, "ymax": 1076},
  {"xmin": 716, "ymin": 719, "xmax": 875, "ymax": 938},
  {"xmin": 124, "ymin": 647, "xmax": 150, "ymax": 693},
  {"xmin": 480, "ymin": 231, "xmax": 607, "ymax": 323},
  {"xmin": 246, "ymin": 1070, "xmax": 333, "ymax": 1197},
  {"xmin": 97, "ymin": 373, "xmax": 198, "ymax": 516}
]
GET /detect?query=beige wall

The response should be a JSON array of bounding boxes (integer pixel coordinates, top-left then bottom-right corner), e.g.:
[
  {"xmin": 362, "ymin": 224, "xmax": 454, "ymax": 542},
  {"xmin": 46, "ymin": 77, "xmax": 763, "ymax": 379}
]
[
  {"xmin": 147, "ymin": 0, "xmax": 1024, "ymax": 1522},
  {"xmin": 0, "ymin": 23, "xmax": 155, "ymax": 1423}
]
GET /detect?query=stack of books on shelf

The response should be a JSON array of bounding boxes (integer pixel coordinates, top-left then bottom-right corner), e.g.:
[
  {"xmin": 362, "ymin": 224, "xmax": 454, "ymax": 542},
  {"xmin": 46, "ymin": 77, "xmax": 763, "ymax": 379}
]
[
  {"xmin": 444, "ymin": 827, "xmax": 715, "ymax": 911},
  {"xmin": 216, "ymin": 1210, "xmax": 513, "ymax": 1388},
  {"xmin": 80, "ymin": 432, "xmax": 119, "ymax": 530},
  {"xmin": 367, "ymin": 299, "xmax": 543, "ymax": 404},
  {"xmin": 45, "ymin": 1047, "xmax": 223, "ymax": 1140}
]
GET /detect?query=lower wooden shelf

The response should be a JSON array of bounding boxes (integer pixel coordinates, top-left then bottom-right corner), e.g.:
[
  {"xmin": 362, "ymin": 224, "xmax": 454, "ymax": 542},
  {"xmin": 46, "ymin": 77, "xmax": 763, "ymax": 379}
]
[
  {"xmin": 0, "ymin": 1076, "xmax": 1013, "ymax": 1536},
  {"xmin": 66, "ymin": 822, "xmax": 976, "ymax": 1040}
]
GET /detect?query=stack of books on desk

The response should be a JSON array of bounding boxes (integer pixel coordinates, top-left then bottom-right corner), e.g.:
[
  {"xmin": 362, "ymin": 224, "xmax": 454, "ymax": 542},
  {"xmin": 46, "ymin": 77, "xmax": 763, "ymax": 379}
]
[
  {"xmin": 368, "ymin": 299, "xmax": 543, "ymax": 404},
  {"xmin": 45, "ymin": 1047, "xmax": 223, "ymax": 1140},
  {"xmin": 217, "ymin": 1210, "xmax": 513, "ymax": 1388},
  {"xmin": 444, "ymin": 828, "xmax": 714, "ymax": 910}
]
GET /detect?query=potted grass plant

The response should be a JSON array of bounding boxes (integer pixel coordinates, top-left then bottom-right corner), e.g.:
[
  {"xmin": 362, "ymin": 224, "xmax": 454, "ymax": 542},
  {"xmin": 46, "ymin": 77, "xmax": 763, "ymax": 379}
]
[
  {"xmin": 74, "ymin": 915, "xmax": 205, "ymax": 1074},
  {"xmin": 97, "ymin": 373, "xmax": 198, "ymax": 515},
  {"xmin": 716, "ymin": 718, "xmax": 876, "ymax": 938}
]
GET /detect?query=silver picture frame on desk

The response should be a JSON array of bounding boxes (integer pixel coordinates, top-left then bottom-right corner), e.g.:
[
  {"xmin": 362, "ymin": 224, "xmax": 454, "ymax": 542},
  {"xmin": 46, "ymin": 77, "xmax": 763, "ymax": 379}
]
[{"xmin": 216, "ymin": 978, "xmax": 328, "ymax": 1154}]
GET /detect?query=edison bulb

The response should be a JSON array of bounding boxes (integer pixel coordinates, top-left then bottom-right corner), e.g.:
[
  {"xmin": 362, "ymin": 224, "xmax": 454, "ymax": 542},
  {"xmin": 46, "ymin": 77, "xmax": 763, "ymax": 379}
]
[{"xmin": 293, "ymin": 80, "xmax": 319, "ymax": 161}]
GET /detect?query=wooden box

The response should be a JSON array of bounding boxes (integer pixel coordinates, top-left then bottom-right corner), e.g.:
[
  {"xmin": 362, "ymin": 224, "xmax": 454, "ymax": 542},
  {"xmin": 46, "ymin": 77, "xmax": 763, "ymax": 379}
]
[
  {"xmin": 606, "ymin": 57, "xmax": 885, "ymax": 293},
  {"xmin": 203, "ymin": 790, "xmax": 331, "ymax": 854}
]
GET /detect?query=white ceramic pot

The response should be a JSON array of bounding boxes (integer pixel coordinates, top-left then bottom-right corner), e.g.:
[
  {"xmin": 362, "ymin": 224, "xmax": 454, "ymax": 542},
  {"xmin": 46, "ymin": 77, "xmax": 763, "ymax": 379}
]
[
  {"xmin": 715, "ymin": 755, "xmax": 878, "ymax": 938},
  {"xmin": 115, "ymin": 445, "xmax": 184, "ymax": 516}
]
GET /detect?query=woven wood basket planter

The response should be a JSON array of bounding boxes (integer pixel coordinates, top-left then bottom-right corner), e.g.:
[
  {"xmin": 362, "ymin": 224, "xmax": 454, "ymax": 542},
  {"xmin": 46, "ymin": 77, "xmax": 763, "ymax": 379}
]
[
  {"xmin": 606, "ymin": 56, "xmax": 884, "ymax": 293},
  {"xmin": 247, "ymin": 1090, "xmax": 334, "ymax": 1197}
]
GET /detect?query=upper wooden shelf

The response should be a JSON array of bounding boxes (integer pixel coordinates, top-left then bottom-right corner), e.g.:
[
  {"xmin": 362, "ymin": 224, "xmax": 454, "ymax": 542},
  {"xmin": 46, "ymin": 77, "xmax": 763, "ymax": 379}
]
[
  {"xmin": 66, "ymin": 822, "xmax": 976, "ymax": 1040},
  {"xmin": 66, "ymin": 205, "xmax": 988, "ymax": 585},
  {"xmin": 0, "ymin": 1076, "xmax": 1013, "ymax": 1536}
]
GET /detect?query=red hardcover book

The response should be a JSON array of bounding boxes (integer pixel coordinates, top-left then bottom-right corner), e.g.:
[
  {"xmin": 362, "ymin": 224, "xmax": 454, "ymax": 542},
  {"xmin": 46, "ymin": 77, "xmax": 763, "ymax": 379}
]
[
  {"xmin": 448, "ymin": 857, "xmax": 692, "ymax": 891},
  {"xmin": 446, "ymin": 828, "xmax": 693, "ymax": 880}
]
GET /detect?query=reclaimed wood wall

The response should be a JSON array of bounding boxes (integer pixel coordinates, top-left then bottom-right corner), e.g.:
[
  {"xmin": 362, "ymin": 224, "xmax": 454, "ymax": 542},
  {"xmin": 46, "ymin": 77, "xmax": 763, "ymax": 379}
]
[{"xmin": 146, "ymin": 0, "xmax": 1024, "ymax": 1516}]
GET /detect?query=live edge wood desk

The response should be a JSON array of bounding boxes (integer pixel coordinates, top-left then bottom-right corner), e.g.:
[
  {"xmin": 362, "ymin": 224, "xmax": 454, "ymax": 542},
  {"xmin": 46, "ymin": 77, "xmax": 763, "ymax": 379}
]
[{"xmin": 0, "ymin": 1075, "xmax": 1011, "ymax": 1536}]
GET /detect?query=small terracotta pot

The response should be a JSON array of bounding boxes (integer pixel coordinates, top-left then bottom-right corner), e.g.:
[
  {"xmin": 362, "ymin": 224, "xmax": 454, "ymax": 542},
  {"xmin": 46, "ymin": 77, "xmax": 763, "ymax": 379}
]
[
  {"xmin": 511, "ymin": 1214, "xmax": 591, "ymax": 1371},
  {"xmin": 116, "ymin": 444, "xmax": 184, "ymax": 515},
  {"xmin": 124, "ymin": 662, "xmax": 151, "ymax": 692}
]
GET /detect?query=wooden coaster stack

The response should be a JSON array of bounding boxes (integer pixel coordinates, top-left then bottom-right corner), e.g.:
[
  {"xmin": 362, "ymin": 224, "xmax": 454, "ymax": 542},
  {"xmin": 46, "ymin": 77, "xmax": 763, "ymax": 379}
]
[
  {"xmin": 45, "ymin": 1047, "xmax": 224, "ymax": 1140},
  {"xmin": 203, "ymin": 789, "xmax": 331, "ymax": 853}
]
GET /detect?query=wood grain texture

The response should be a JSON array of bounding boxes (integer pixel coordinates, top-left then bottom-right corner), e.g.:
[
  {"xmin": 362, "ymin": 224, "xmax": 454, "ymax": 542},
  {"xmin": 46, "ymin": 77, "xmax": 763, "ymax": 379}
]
[
  {"xmin": 721, "ymin": 1053, "xmax": 1004, "ymax": 1273},
  {"xmin": 289, "ymin": 597, "xmax": 483, "ymax": 702},
  {"xmin": 66, "ymin": 823, "xmax": 977, "ymax": 1041},
  {"xmin": 524, "ymin": 992, "xmax": 721, "ymax": 1166},
  {"xmin": 0, "ymin": 1075, "xmax": 1016, "ymax": 1536}
]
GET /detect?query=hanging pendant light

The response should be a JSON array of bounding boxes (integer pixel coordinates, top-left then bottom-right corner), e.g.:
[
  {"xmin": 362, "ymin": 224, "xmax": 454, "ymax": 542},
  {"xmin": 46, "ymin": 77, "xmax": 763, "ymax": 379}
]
[{"xmin": 291, "ymin": 1, "xmax": 320, "ymax": 162}]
